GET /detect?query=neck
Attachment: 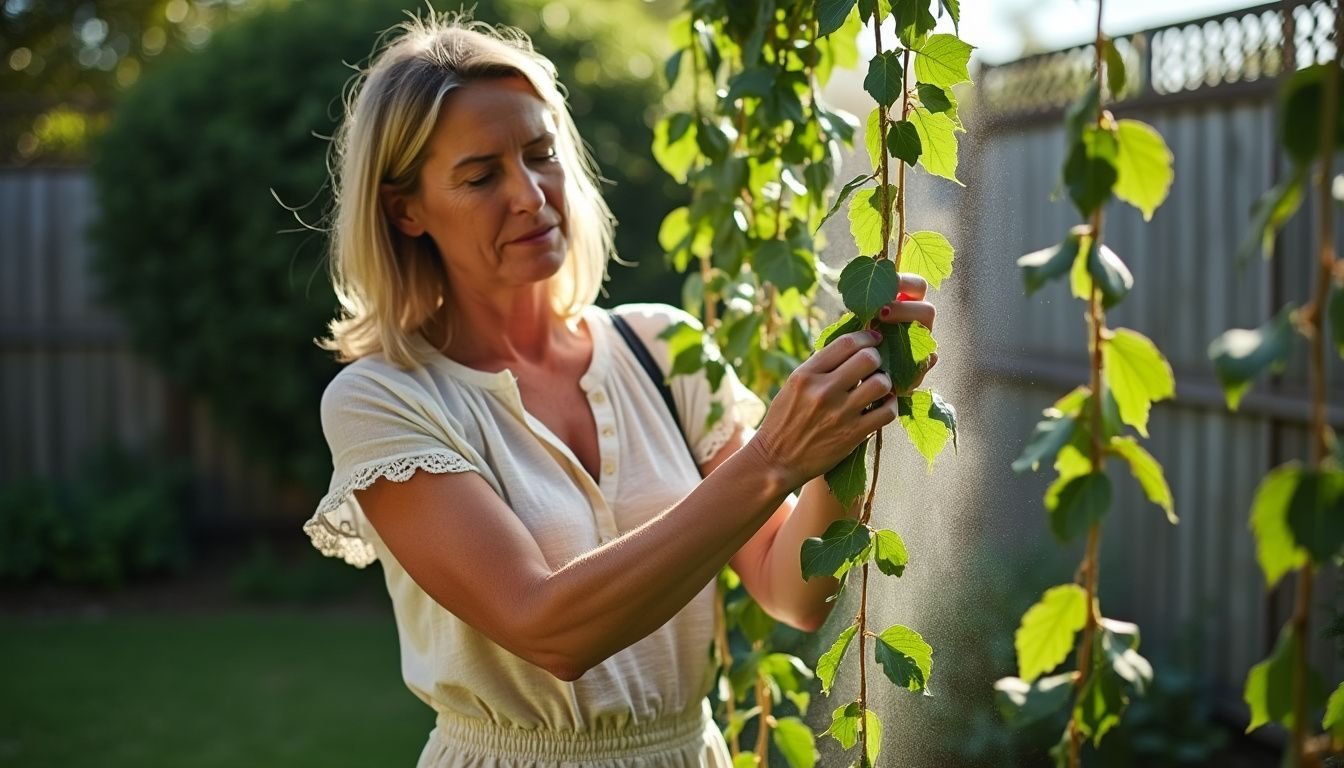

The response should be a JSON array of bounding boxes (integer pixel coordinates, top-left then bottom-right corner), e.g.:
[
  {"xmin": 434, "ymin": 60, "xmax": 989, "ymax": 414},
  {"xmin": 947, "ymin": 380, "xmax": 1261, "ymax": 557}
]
[{"xmin": 426, "ymin": 282, "xmax": 577, "ymax": 369}]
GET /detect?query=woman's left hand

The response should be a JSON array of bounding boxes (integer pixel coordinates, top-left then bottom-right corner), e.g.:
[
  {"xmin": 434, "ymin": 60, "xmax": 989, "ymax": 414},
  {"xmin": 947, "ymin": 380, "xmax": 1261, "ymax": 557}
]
[{"xmin": 875, "ymin": 272, "xmax": 938, "ymax": 396}]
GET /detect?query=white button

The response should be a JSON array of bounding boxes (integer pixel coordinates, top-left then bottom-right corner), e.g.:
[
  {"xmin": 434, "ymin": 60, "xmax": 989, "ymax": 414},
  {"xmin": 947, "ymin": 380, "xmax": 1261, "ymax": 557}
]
[
  {"xmin": 591, "ymin": 391, "xmax": 606, "ymax": 404},
  {"xmin": 602, "ymin": 461, "xmax": 615, "ymax": 475},
  {"xmin": 601, "ymin": 425, "xmax": 616, "ymax": 438}
]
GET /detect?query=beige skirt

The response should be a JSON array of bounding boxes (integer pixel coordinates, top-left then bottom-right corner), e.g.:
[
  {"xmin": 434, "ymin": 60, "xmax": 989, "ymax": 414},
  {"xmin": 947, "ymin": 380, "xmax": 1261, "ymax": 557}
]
[{"xmin": 416, "ymin": 700, "xmax": 733, "ymax": 768}]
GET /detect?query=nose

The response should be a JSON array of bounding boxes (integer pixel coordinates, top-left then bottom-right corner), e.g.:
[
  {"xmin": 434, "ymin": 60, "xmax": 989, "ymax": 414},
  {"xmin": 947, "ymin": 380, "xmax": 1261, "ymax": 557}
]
[{"xmin": 510, "ymin": 165, "xmax": 546, "ymax": 215}]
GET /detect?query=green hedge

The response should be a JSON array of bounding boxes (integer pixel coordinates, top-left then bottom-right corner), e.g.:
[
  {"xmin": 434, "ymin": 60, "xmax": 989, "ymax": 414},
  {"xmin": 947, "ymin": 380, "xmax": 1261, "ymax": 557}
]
[{"xmin": 91, "ymin": 0, "xmax": 680, "ymax": 495}]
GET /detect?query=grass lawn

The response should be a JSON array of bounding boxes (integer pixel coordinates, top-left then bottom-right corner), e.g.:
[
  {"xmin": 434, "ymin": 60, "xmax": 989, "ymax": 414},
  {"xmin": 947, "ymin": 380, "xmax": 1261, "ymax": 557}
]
[{"xmin": 0, "ymin": 610, "xmax": 433, "ymax": 768}]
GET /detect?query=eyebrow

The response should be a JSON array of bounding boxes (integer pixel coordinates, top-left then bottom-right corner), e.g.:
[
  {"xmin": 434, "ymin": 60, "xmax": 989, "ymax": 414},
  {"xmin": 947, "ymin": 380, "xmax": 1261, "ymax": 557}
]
[{"xmin": 451, "ymin": 132, "xmax": 556, "ymax": 171}]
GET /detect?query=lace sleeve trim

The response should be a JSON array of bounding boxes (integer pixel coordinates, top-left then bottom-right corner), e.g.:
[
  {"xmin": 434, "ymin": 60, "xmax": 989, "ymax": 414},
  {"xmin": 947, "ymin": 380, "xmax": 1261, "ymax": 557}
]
[
  {"xmin": 302, "ymin": 451, "xmax": 475, "ymax": 568},
  {"xmin": 695, "ymin": 414, "xmax": 738, "ymax": 465}
]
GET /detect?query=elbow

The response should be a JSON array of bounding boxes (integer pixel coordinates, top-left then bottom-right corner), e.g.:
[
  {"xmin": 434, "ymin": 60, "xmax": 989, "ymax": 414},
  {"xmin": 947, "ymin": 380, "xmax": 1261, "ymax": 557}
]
[
  {"xmin": 532, "ymin": 649, "xmax": 593, "ymax": 682},
  {"xmin": 783, "ymin": 603, "xmax": 834, "ymax": 633}
]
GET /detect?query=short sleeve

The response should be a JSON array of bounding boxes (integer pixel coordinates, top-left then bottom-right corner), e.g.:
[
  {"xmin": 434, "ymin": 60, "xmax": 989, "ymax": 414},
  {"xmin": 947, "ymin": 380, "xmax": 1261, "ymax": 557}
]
[
  {"xmin": 613, "ymin": 304, "xmax": 766, "ymax": 466},
  {"xmin": 303, "ymin": 361, "xmax": 478, "ymax": 568}
]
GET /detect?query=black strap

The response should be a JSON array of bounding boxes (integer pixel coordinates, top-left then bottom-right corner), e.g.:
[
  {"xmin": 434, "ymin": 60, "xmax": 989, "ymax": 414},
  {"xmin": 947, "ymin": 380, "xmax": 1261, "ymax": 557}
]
[{"xmin": 607, "ymin": 311, "xmax": 698, "ymax": 463}]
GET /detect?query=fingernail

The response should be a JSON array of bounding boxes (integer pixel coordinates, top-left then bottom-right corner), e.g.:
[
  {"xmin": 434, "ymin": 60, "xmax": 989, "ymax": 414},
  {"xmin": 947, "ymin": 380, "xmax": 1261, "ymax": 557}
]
[
  {"xmin": 879, "ymin": 307, "xmax": 890, "ymax": 318},
  {"xmin": 868, "ymin": 329, "xmax": 882, "ymax": 341}
]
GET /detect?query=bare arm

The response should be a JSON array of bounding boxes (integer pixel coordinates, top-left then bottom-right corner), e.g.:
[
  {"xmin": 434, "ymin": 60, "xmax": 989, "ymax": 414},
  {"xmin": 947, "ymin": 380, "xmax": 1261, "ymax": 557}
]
[{"xmin": 355, "ymin": 329, "xmax": 895, "ymax": 681}]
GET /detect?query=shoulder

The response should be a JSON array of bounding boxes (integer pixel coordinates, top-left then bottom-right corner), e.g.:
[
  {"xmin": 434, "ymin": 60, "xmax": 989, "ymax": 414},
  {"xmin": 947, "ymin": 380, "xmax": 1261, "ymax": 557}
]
[
  {"xmin": 320, "ymin": 354, "xmax": 435, "ymax": 422},
  {"xmin": 606, "ymin": 302, "xmax": 702, "ymax": 343}
]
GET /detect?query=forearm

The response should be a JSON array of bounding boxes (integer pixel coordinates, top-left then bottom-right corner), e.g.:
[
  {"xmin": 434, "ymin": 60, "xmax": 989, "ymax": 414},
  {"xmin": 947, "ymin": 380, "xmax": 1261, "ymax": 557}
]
[
  {"xmin": 526, "ymin": 441, "xmax": 794, "ymax": 678},
  {"xmin": 756, "ymin": 475, "xmax": 857, "ymax": 629}
]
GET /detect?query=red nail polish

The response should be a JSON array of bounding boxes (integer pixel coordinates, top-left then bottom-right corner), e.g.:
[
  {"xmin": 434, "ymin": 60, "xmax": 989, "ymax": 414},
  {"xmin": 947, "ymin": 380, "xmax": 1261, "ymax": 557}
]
[
  {"xmin": 868, "ymin": 329, "xmax": 882, "ymax": 341},
  {"xmin": 880, "ymin": 307, "xmax": 890, "ymax": 318}
]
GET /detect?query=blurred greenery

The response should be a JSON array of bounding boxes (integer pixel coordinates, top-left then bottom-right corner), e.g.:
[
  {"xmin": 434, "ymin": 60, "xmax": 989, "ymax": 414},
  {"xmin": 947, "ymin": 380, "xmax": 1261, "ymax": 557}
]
[
  {"xmin": 0, "ymin": 610, "xmax": 430, "ymax": 767},
  {"xmin": 89, "ymin": 0, "xmax": 683, "ymax": 496},
  {"xmin": 0, "ymin": 444, "xmax": 190, "ymax": 587},
  {"xmin": 0, "ymin": 0, "xmax": 260, "ymax": 164}
]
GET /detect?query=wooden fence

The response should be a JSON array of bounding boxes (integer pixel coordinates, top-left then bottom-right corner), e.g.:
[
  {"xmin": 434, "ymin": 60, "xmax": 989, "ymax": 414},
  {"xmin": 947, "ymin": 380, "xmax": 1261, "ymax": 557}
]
[
  {"xmin": 960, "ymin": 0, "xmax": 1343, "ymax": 725},
  {"xmin": 0, "ymin": 168, "xmax": 300, "ymax": 533}
]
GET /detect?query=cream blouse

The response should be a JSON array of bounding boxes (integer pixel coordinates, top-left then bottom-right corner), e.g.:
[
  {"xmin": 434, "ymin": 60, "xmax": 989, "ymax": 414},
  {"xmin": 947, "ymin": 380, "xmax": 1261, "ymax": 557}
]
[{"xmin": 304, "ymin": 303, "xmax": 764, "ymax": 766}]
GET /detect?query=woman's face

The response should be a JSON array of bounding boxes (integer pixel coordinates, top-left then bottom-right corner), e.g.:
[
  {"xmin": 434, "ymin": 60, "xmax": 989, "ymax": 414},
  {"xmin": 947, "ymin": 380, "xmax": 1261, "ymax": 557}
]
[{"xmin": 387, "ymin": 77, "xmax": 568, "ymax": 301}]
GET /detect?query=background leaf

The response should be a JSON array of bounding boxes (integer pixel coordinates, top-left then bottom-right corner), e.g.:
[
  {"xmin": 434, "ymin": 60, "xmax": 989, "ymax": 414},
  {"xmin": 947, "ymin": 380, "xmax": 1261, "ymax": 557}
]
[
  {"xmin": 1249, "ymin": 463, "xmax": 1308, "ymax": 589},
  {"xmin": 1018, "ymin": 230, "xmax": 1085, "ymax": 295},
  {"xmin": 1013, "ymin": 414, "xmax": 1076, "ymax": 473},
  {"xmin": 1113, "ymin": 119, "xmax": 1174, "ymax": 221},
  {"xmin": 1049, "ymin": 472, "xmax": 1112, "ymax": 543},
  {"xmin": 1015, "ymin": 583, "xmax": 1088, "ymax": 682},
  {"xmin": 909, "ymin": 107, "xmax": 961, "ymax": 184},
  {"xmin": 1108, "ymin": 436, "xmax": 1176, "ymax": 523},
  {"xmin": 913, "ymin": 34, "xmax": 974, "ymax": 88},
  {"xmin": 772, "ymin": 717, "xmax": 817, "ymax": 768},
  {"xmin": 994, "ymin": 673, "xmax": 1074, "ymax": 727},
  {"xmin": 1102, "ymin": 328, "xmax": 1175, "ymax": 437},
  {"xmin": 1208, "ymin": 305, "xmax": 1296, "ymax": 411},
  {"xmin": 847, "ymin": 186, "xmax": 897, "ymax": 256}
]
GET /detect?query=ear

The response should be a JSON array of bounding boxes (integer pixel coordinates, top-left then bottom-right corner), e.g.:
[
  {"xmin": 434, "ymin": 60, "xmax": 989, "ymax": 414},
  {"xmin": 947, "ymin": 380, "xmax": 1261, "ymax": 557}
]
[{"xmin": 379, "ymin": 184, "xmax": 427, "ymax": 238}]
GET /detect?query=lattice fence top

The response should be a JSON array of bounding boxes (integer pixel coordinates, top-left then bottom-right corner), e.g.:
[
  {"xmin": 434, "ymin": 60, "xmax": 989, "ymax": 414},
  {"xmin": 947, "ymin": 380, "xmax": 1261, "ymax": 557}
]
[{"xmin": 979, "ymin": 0, "xmax": 1337, "ymax": 120}]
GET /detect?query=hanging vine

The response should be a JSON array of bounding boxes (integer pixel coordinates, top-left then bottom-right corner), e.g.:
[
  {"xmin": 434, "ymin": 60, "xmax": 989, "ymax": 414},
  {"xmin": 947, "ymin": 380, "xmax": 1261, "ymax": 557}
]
[
  {"xmin": 653, "ymin": 1, "xmax": 966, "ymax": 765},
  {"xmin": 992, "ymin": 2, "xmax": 1179, "ymax": 765},
  {"xmin": 1206, "ymin": 6, "xmax": 1344, "ymax": 764}
]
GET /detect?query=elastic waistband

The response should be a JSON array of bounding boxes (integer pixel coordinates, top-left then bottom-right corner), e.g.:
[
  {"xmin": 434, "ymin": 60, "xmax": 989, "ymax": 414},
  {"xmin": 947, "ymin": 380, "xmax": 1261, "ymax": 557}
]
[{"xmin": 430, "ymin": 701, "xmax": 712, "ymax": 761}]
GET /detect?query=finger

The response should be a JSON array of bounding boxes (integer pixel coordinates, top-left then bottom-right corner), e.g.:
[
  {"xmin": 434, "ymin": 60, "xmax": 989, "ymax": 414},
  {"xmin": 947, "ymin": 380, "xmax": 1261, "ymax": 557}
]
[
  {"xmin": 878, "ymin": 300, "xmax": 936, "ymax": 331},
  {"xmin": 803, "ymin": 329, "xmax": 880, "ymax": 374},
  {"xmin": 898, "ymin": 273, "xmax": 928, "ymax": 301},
  {"xmin": 830, "ymin": 345, "xmax": 883, "ymax": 387},
  {"xmin": 847, "ymin": 370, "xmax": 892, "ymax": 410},
  {"xmin": 855, "ymin": 394, "xmax": 900, "ymax": 434}
]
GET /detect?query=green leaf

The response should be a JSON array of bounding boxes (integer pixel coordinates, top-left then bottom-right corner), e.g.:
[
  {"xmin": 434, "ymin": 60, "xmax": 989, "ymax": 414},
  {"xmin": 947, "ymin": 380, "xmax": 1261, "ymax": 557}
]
[
  {"xmin": 1064, "ymin": 81, "xmax": 1100, "ymax": 146},
  {"xmin": 927, "ymin": 391, "xmax": 958, "ymax": 451},
  {"xmin": 1113, "ymin": 119, "xmax": 1174, "ymax": 221},
  {"xmin": 886, "ymin": 119, "xmax": 922, "ymax": 166},
  {"xmin": 760, "ymin": 653, "xmax": 814, "ymax": 694},
  {"xmin": 1074, "ymin": 652, "xmax": 1126, "ymax": 747},
  {"xmin": 839, "ymin": 255, "xmax": 899, "ymax": 322},
  {"xmin": 871, "ymin": 528, "xmax": 909, "ymax": 576},
  {"xmin": 877, "ymin": 321, "xmax": 937, "ymax": 392},
  {"xmin": 901, "ymin": 231, "xmax": 954, "ymax": 289},
  {"xmin": 652, "ymin": 113, "xmax": 698, "ymax": 183},
  {"xmin": 864, "ymin": 51, "xmax": 905, "ymax": 108},
  {"xmin": 939, "ymin": 0, "xmax": 960, "ymax": 29},
  {"xmin": 818, "ymin": 0, "xmax": 860, "ymax": 37},
  {"xmin": 1208, "ymin": 305, "xmax": 1296, "ymax": 411},
  {"xmin": 1018, "ymin": 229, "xmax": 1085, "ymax": 295},
  {"xmin": 772, "ymin": 717, "xmax": 817, "ymax": 768},
  {"xmin": 816, "ymin": 312, "xmax": 863, "ymax": 352},
  {"xmin": 823, "ymin": 702, "xmax": 881, "ymax": 761},
  {"xmin": 1015, "ymin": 584, "xmax": 1088, "ymax": 683},
  {"xmin": 1102, "ymin": 328, "xmax": 1175, "ymax": 438},
  {"xmin": 1064, "ymin": 126, "xmax": 1119, "ymax": 218},
  {"xmin": 847, "ymin": 185, "xmax": 896, "ymax": 257},
  {"xmin": 663, "ymin": 50, "xmax": 683, "ymax": 89},
  {"xmin": 913, "ymin": 34, "xmax": 974, "ymax": 88},
  {"xmin": 895, "ymin": 389, "xmax": 952, "ymax": 468},
  {"xmin": 816, "ymin": 173, "xmax": 874, "ymax": 233},
  {"xmin": 864, "ymin": 107, "xmax": 884, "ymax": 169},
  {"xmin": 875, "ymin": 624, "xmax": 934, "ymax": 694},
  {"xmin": 1049, "ymin": 472, "xmax": 1112, "ymax": 543},
  {"xmin": 891, "ymin": 0, "xmax": 936, "ymax": 47},
  {"xmin": 1331, "ymin": 281, "xmax": 1344, "ymax": 358},
  {"xmin": 825, "ymin": 439, "xmax": 869, "ymax": 509},
  {"xmin": 1280, "ymin": 63, "xmax": 1344, "ymax": 165},
  {"xmin": 1250, "ymin": 463, "xmax": 1310, "ymax": 589},
  {"xmin": 1086, "ymin": 242, "xmax": 1133, "ymax": 309},
  {"xmin": 1013, "ymin": 414, "xmax": 1076, "ymax": 473},
  {"xmin": 1324, "ymin": 681, "xmax": 1344, "ymax": 739},
  {"xmin": 755, "ymin": 240, "xmax": 817, "ymax": 293},
  {"xmin": 731, "ymin": 753, "xmax": 756, "ymax": 768},
  {"xmin": 915, "ymin": 82, "xmax": 953, "ymax": 114},
  {"xmin": 1286, "ymin": 468, "xmax": 1344, "ymax": 564},
  {"xmin": 1244, "ymin": 624, "xmax": 1325, "ymax": 732},
  {"xmin": 724, "ymin": 66, "xmax": 775, "ymax": 103},
  {"xmin": 801, "ymin": 519, "xmax": 871, "ymax": 580},
  {"xmin": 1108, "ymin": 436, "xmax": 1176, "ymax": 524},
  {"xmin": 816, "ymin": 624, "xmax": 857, "ymax": 695},
  {"xmin": 658, "ymin": 206, "xmax": 692, "ymax": 256},
  {"xmin": 994, "ymin": 673, "xmax": 1074, "ymax": 727},
  {"xmin": 1238, "ymin": 169, "xmax": 1307, "ymax": 263},
  {"xmin": 909, "ymin": 107, "xmax": 961, "ymax": 184},
  {"xmin": 1103, "ymin": 39, "xmax": 1127, "ymax": 96},
  {"xmin": 1098, "ymin": 618, "xmax": 1153, "ymax": 695}
]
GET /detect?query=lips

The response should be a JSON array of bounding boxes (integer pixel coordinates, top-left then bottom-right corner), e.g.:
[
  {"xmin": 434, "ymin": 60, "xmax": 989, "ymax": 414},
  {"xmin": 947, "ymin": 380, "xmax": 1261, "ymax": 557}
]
[{"xmin": 509, "ymin": 223, "xmax": 558, "ymax": 244}]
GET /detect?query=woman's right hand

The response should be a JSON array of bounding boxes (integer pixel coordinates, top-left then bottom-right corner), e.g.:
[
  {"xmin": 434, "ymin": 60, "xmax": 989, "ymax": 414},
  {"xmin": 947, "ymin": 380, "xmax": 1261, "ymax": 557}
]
[{"xmin": 746, "ymin": 328, "xmax": 897, "ymax": 488}]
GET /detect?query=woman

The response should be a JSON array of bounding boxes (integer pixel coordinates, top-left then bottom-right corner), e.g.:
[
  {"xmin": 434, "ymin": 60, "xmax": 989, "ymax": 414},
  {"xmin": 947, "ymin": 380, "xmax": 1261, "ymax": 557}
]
[{"xmin": 303, "ymin": 13, "xmax": 937, "ymax": 768}]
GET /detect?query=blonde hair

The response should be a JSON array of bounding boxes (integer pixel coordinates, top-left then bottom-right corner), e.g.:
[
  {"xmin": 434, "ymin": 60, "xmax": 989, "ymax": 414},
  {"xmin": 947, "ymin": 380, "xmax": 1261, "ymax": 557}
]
[{"xmin": 320, "ymin": 12, "xmax": 614, "ymax": 367}]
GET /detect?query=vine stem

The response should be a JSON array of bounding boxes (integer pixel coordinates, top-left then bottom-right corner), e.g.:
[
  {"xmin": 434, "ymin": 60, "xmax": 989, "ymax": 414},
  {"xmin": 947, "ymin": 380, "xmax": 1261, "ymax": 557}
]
[
  {"xmin": 712, "ymin": 586, "xmax": 740, "ymax": 757},
  {"xmin": 856, "ymin": 562, "xmax": 871, "ymax": 766},
  {"xmin": 755, "ymin": 651, "xmax": 773, "ymax": 767},
  {"xmin": 874, "ymin": 18, "xmax": 892, "ymax": 259},
  {"xmin": 894, "ymin": 47, "xmax": 913, "ymax": 267},
  {"xmin": 1291, "ymin": 5, "xmax": 1340, "ymax": 762},
  {"xmin": 1069, "ymin": 4, "xmax": 1108, "ymax": 763}
]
